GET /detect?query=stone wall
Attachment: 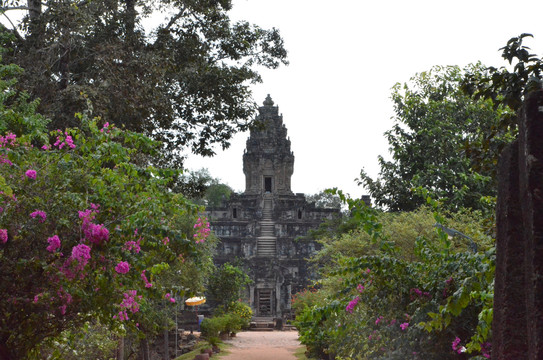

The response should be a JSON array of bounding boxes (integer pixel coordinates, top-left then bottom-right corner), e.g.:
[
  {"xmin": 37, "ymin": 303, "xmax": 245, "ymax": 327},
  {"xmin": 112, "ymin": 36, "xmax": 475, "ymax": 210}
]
[{"xmin": 493, "ymin": 89, "xmax": 543, "ymax": 359}]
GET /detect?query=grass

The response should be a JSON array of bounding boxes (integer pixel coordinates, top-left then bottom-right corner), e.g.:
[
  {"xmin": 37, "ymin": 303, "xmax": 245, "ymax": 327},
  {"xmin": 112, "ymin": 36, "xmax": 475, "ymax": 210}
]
[
  {"xmin": 173, "ymin": 339, "xmax": 231, "ymax": 360},
  {"xmin": 295, "ymin": 345, "xmax": 316, "ymax": 360}
]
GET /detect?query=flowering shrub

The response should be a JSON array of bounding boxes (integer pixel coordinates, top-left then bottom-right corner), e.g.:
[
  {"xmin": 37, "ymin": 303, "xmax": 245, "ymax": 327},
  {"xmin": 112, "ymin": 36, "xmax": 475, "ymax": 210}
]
[
  {"xmin": 0, "ymin": 62, "xmax": 208, "ymax": 358},
  {"xmin": 295, "ymin": 191, "xmax": 494, "ymax": 359},
  {"xmin": 193, "ymin": 216, "xmax": 211, "ymax": 243}
]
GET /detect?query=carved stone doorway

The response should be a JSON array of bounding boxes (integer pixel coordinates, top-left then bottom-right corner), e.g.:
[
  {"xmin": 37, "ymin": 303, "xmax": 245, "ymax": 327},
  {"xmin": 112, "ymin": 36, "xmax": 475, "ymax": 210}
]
[
  {"xmin": 256, "ymin": 288, "xmax": 274, "ymax": 316},
  {"xmin": 264, "ymin": 177, "xmax": 272, "ymax": 193}
]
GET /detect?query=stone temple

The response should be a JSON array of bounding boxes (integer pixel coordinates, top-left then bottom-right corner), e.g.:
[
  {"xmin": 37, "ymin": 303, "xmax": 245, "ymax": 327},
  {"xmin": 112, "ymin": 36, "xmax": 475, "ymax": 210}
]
[{"xmin": 205, "ymin": 95, "xmax": 339, "ymax": 318}]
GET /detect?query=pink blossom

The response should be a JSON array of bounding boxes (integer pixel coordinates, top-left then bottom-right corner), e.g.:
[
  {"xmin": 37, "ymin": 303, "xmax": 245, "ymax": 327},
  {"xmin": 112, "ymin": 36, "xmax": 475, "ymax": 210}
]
[
  {"xmin": 0, "ymin": 229, "xmax": 7, "ymax": 244},
  {"xmin": 25, "ymin": 169, "xmax": 37, "ymax": 179},
  {"xmin": 30, "ymin": 210, "xmax": 47, "ymax": 223},
  {"xmin": 451, "ymin": 337, "xmax": 466, "ymax": 353},
  {"xmin": 141, "ymin": 270, "xmax": 152, "ymax": 288},
  {"xmin": 123, "ymin": 240, "xmax": 141, "ymax": 253},
  {"xmin": 165, "ymin": 293, "xmax": 176, "ymax": 303},
  {"xmin": 400, "ymin": 322, "xmax": 409, "ymax": 330},
  {"xmin": 65, "ymin": 135, "xmax": 76, "ymax": 149},
  {"xmin": 162, "ymin": 237, "xmax": 170, "ymax": 245},
  {"xmin": 115, "ymin": 261, "xmax": 130, "ymax": 274},
  {"xmin": 375, "ymin": 316, "xmax": 384, "ymax": 325},
  {"xmin": 357, "ymin": 284, "xmax": 365, "ymax": 293},
  {"xmin": 481, "ymin": 342, "xmax": 491, "ymax": 358},
  {"xmin": 115, "ymin": 290, "xmax": 140, "ymax": 321},
  {"xmin": 345, "ymin": 296, "xmax": 360, "ymax": 313},
  {"xmin": 79, "ymin": 208, "xmax": 109, "ymax": 245},
  {"xmin": 46, "ymin": 235, "xmax": 61, "ymax": 252},
  {"xmin": 71, "ymin": 244, "xmax": 91, "ymax": 266},
  {"xmin": 193, "ymin": 217, "xmax": 211, "ymax": 243},
  {"xmin": 84, "ymin": 223, "xmax": 109, "ymax": 244}
]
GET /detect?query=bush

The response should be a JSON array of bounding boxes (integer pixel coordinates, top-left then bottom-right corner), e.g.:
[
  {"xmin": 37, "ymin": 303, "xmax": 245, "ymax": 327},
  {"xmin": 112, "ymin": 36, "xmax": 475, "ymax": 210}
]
[
  {"xmin": 215, "ymin": 301, "xmax": 253, "ymax": 330},
  {"xmin": 200, "ymin": 309, "xmax": 250, "ymax": 338}
]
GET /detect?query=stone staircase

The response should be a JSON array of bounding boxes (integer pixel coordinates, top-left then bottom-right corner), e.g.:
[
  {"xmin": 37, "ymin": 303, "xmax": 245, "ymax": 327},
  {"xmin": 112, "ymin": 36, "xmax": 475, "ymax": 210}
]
[
  {"xmin": 257, "ymin": 197, "xmax": 276, "ymax": 256},
  {"xmin": 249, "ymin": 317, "xmax": 275, "ymax": 331}
]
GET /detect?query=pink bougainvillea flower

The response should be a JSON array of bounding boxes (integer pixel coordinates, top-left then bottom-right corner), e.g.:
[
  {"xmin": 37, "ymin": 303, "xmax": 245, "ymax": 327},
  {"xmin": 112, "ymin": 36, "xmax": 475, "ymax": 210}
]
[
  {"xmin": 400, "ymin": 322, "xmax": 409, "ymax": 331},
  {"xmin": 71, "ymin": 244, "xmax": 91, "ymax": 265},
  {"xmin": 141, "ymin": 270, "xmax": 152, "ymax": 288},
  {"xmin": 46, "ymin": 235, "xmax": 61, "ymax": 252},
  {"xmin": 123, "ymin": 240, "xmax": 141, "ymax": 253},
  {"xmin": 65, "ymin": 135, "xmax": 76, "ymax": 149},
  {"xmin": 25, "ymin": 169, "xmax": 37, "ymax": 179},
  {"xmin": 79, "ymin": 208, "xmax": 109, "ymax": 245},
  {"xmin": 193, "ymin": 216, "xmax": 211, "ymax": 244},
  {"xmin": 30, "ymin": 210, "xmax": 47, "ymax": 223},
  {"xmin": 115, "ymin": 261, "xmax": 130, "ymax": 274},
  {"xmin": 345, "ymin": 296, "xmax": 360, "ymax": 313},
  {"xmin": 0, "ymin": 229, "xmax": 8, "ymax": 244},
  {"xmin": 114, "ymin": 290, "xmax": 141, "ymax": 321}
]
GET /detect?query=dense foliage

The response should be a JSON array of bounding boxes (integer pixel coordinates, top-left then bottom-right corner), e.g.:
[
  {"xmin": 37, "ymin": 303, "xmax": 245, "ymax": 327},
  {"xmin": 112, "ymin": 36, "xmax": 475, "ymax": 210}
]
[
  {"xmin": 1, "ymin": 0, "xmax": 288, "ymax": 165},
  {"xmin": 359, "ymin": 64, "xmax": 514, "ymax": 212},
  {"xmin": 294, "ymin": 193, "xmax": 494, "ymax": 359},
  {"xmin": 0, "ymin": 58, "xmax": 213, "ymax": 358},
  {"xmin": 206, "ymin": 262, "xmax": 252, "ymax": 310}
]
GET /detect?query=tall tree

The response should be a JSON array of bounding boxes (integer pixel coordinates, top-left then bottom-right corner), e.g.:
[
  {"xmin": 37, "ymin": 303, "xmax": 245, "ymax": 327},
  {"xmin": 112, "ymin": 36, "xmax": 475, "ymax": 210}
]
[
  {"xmin": 359, "ymin": 64, "xmax": 513, "ymax": 212},
  {"xmin": 0, "ymin": 0, "xmax": 288, "ymax": 166}
]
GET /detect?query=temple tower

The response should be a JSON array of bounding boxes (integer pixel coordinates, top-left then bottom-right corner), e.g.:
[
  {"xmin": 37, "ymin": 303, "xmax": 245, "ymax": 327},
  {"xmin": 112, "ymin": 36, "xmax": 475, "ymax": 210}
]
[
  {"xmin": 243, "ymin": 94, "xmax": 294, "ymax": 196},
  {"xmin": 205, "ymin": 95, "xmax": 339, "ymax": 319}
]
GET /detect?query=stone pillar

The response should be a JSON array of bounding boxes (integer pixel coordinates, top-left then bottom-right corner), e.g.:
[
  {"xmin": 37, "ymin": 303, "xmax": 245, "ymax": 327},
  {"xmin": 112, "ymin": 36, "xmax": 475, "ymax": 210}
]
[
  {"xmin": 518, "ymin": 90, "xmax": 543, "ymax": 360},
  {"xmin": 493, "ymin": 141, "xmax": 527, "ymax": 359},
  {"xmin": 493, "ymin": 90, "xmax": 543, "ymax": 360}
]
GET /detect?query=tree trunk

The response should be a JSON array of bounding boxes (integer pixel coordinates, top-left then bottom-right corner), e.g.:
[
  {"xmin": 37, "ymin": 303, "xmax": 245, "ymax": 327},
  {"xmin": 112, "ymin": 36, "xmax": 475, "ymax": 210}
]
[
  {"xmin": 26, "ymin": 0, "xmax": 43, "ymax": 40},
  {"xmin": 27, "ymin": 0, "xmax": 41, "ymax": 22},
  {"xmin": 125, "ymin": 0, "xmax": 136, "ymax": 40},
  {"xmin": 117, "ymin": 336, "xmax": 124, "ymax": 360},
  {"xmin": 138, "ymin": 338, "xmax": 150, "ymax": 360},
  {"xmin": 163, "ymin": 326, "xmax": 169, "ymax": 360}
]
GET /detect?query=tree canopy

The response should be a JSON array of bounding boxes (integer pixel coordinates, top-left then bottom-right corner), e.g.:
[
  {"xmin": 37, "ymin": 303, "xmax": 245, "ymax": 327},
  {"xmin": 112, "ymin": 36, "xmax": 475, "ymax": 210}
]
[
  {"xmin": 0, "ymin": 0, "xmax": 288, "ymax": 166},
  {"xmin": 359, "ymin": 64, "xmax": 514, "ymax": 212}
]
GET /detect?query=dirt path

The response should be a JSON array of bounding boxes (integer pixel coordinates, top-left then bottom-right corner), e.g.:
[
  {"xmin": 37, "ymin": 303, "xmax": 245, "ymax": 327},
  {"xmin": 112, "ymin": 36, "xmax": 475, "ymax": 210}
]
[{"xmin": 219, "ymin": 331, "xmax": 302, "ymax": 360}]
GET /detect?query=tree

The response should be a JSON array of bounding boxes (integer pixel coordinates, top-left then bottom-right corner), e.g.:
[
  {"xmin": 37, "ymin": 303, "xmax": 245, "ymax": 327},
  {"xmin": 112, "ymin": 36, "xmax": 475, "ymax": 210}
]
[
  {"xmin": 0, "ymin": 58, "xmax": 213, "ymax": 358},
  {"xmin": 0, "ymin": 0, "xmax": 288, "ymax": 166},
  {"xmin": 359, "ymin": 64, "xmax": 513, "ymax": 212},
  {"xmin": 462, "ymin": 33, "xmax": 543, "ymax": 113},
  {"xmin": 172, "ymin": 168, "xmax": 234, "ymax": 206},
  {"xmin": 206, "ymin": 263, "xmax": 251, "ymax": 310},
  {"xmin": 306, "ymin": 190, "xmax": 342, "ymax": 210}
]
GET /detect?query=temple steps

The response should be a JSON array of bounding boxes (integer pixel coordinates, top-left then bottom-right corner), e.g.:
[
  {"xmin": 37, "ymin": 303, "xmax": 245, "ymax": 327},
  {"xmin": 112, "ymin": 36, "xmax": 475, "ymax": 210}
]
[{"xmin": 257, "ymin": 198, "xmax": 276, "ymax": 256}]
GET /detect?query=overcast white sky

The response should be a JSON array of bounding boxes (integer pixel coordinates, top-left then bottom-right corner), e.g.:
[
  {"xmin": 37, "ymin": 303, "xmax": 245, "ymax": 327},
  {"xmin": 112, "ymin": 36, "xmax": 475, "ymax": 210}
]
[{"xmin": 184, "ymin": 0, "xmax": 543, "ymax": 199}]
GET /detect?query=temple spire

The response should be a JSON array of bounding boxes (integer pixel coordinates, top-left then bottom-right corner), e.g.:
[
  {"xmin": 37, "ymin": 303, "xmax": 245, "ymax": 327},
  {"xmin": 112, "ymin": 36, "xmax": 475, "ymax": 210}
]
[{"xmin": 243, "ymin": 95, "xmax": 294, "ymax": 195}]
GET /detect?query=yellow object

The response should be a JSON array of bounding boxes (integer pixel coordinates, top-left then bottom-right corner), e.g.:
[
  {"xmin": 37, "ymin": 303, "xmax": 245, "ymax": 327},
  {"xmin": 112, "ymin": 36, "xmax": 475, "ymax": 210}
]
[{"xmin": 185, "ymin": 296, "xmax": 206, "ymax": 306}]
